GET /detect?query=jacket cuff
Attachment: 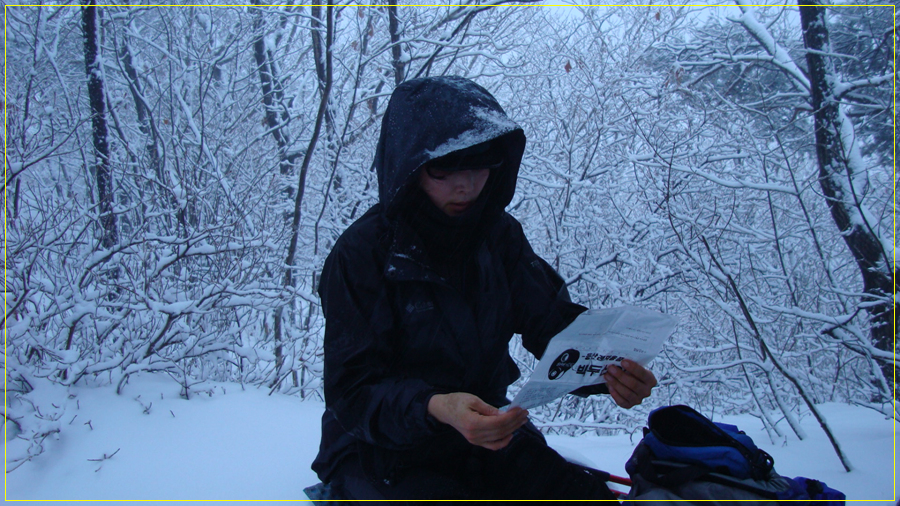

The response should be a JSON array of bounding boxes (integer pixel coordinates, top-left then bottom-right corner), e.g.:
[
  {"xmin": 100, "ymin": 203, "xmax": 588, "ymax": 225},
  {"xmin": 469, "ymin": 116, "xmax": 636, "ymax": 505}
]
[
  {"xmin": 569, "ymin": 383, "xmax": 610, "ymax": 398},
  {"xmin": 416, "ymin": 389, "xmax": 446, "ymax": 434}
]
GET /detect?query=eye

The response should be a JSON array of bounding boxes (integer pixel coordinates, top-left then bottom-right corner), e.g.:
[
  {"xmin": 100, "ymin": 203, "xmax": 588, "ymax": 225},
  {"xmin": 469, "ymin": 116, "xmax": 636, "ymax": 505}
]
[{"xmin": 425, "ymin": 167, "xmax": 450, "ymax": 181}]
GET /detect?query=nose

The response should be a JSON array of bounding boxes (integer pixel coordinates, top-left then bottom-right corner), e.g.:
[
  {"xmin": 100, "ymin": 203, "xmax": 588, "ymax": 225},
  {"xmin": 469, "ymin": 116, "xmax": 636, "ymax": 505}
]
[{"xmin": 452, "ymin": 171, "xmax": 477, "ymax": 191}]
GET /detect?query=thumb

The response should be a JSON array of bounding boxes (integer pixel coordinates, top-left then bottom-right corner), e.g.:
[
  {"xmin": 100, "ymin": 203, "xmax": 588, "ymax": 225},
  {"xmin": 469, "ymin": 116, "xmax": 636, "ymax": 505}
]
[{"xmin": 468, "ymin": 397, "xmax": 500, "ymax": 416}]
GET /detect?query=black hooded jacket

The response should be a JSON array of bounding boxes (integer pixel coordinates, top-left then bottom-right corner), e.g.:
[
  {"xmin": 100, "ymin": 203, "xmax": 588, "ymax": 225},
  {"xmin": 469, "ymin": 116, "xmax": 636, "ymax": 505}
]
[{"xmin": 313, "ymin": 77, "xmax": 586, "ymax": 482}]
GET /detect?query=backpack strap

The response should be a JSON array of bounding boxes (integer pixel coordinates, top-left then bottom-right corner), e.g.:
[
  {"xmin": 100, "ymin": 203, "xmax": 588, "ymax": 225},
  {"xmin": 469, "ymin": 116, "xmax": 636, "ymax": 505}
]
[
  {"xmin": 635, "ymin": 455, "xmax": 713, "ymax": 488},
  {"xmin": 635, "ymin": 457, "xmax": 781, "ymax": 500}
]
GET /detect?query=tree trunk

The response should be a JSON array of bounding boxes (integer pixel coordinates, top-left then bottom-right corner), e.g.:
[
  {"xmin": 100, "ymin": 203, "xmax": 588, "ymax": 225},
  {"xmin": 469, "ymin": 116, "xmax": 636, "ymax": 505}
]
[
  {"xmin": 252, "ymin": 2, "xmax": 300, "ymax": 384},
  {"xmin": 388, "ymin": 4, "xmax": 405, "ymax": 86},
  {"xmin": 798, "ymin": 2, "xmax": 897, "ymax": 398},
  {"xmin": 82, "ymin": 3, "xmax": 117, "ymax": 250},
  {"xmin": 310, "ymin": 6, "xmax": 334, "ymax": 139},
  {"xmin": 271, "ymin": 5, "xmax": 334, "ymax": 390},
  {"xmin": 120, "ymin": 38, "xmax": 162, "ymax": 184},
  {"xmin": 311, "ymin": 6, "xmax": 327, "ymax": 92},
  {"xmin": 253, "ymin": 2, "xmax": 296, "ymax": 200}
]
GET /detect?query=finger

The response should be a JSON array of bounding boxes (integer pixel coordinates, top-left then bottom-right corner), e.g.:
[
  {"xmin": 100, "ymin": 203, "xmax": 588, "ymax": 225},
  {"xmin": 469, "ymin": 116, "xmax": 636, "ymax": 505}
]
[
  {"xmin": 468, "ymin": 410, "xmax": 527, "ymax": 444},
  {"xmin": 480, "ymin": 433, "xmax": 514, "ymax": 451},
  {"xmin": 477, "ymin": 408, "xmax": 527, "ymax": 436},
  {"xmin": 607, "ymin": 382, "xmax": 633, "ymax": 409},
  {"xmin": 473, "ymin": 413, "xmax": 526, "ymax": 447},
  {"xmin": 621, "ymin": 359, "xmax": 658, "ymax": 388},
  {"xmin": 608, "ymin": 362, "xmax": 651, "ymax": 398},
  {"xmin": 467, "ymin": 397, "xmax": 500, "ymax": 416},
  {"xmin": 612, "ymin": 385, "xmax": 639, "ymax": 408},
  {"xmin": 620, "ymin": 363, "xmax": 656, "ymax": 400},
  {"xmin": 605, "ymin": 369, "xmax": 640, "ymax": 408},
  {"xmin": 483, "ymin": 406, "xmax": 527, "ymax": 424},
  {"xmin": 502, "ymin": 409, "xmax": 529, "ymax": 431},
  {"xmin": 499, "ymin": 407, "xmax": 529, "ymax": 427},
  {"xmin": 605, "ymin": 377, "xmax": 630, "ymax": 408},
  {"xmin": 606, "ymin": 365, "xmax": 637, "ymax": 395},
  {"xmin": 504, "ymin": 406, "xmax": 527, "ymax": 417}
]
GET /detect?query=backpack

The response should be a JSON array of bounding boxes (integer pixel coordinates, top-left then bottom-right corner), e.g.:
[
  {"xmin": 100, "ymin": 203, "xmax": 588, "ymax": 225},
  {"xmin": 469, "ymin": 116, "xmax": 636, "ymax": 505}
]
[{"xmin": 624, "ymin": 405, "xmax": 846, "ymax": 505}]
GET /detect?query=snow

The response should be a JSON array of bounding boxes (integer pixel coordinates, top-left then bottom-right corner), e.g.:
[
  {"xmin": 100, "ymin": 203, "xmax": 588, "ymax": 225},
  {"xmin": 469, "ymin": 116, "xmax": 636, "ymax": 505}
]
[
  {"xmin": 6, "ymin": 374, "xmax": 897, "ymax": 503},
  {"xmin": 729, "ymin": 2, "xmax": 810, "ymax": 92},
  {"xmin": 7, "ymin": 375, "xmax": 322, "ymax": 502},
  {"xmin": 424, "ymin": 106, "xmax": 519, "ymax": 161}
]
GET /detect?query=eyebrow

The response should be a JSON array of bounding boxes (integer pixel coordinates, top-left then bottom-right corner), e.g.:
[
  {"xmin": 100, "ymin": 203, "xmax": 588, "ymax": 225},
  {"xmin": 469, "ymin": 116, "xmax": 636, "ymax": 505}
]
[{"xmin": 424, "ymin": 165, "xmax": 491, "ymax": 179}]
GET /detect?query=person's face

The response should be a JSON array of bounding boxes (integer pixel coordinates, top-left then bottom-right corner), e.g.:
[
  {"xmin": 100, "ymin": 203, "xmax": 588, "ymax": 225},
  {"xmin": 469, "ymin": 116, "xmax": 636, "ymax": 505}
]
[{"xmin": 419, "ymin": 166, "xmax": 490, "ymax": 216}]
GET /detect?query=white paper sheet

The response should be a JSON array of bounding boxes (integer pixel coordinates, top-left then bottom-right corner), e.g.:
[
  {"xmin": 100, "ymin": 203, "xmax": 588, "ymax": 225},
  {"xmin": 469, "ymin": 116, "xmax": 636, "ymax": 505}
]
[{"xmin": 508, "ymin": 306, "xmax": 677, "ymax": 410}]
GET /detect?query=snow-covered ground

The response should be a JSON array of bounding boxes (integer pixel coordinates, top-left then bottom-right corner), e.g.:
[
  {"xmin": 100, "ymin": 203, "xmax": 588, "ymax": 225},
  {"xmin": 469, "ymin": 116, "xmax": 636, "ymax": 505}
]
[{"xmin": 6, "ymin": 374, "xmax": 897, "ymax": 503}]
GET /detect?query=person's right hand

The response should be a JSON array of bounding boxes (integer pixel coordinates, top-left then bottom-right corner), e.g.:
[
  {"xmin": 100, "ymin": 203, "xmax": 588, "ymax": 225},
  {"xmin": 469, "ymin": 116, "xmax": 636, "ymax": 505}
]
[{"xmin": 427, "ymin": 392, "xmax": 528, "ymax": 450}]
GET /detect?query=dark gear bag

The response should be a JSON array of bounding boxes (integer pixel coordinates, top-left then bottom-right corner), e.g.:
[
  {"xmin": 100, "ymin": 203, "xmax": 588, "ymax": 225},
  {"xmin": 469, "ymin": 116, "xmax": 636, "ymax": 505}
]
[{"xmin": 624, "ymin": 405, "xmax": 846, "ymax": 505}]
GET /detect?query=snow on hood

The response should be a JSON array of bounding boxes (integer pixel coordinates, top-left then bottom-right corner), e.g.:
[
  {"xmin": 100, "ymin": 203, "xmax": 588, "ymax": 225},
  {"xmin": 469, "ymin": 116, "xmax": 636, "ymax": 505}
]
[{"xmin": 373, "ymin": 76, "xmax": 526, "ymax": 217}]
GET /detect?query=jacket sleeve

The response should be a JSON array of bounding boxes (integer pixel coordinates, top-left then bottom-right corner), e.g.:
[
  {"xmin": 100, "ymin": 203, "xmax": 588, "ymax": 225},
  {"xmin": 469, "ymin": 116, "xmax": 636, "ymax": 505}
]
[
  {"xmin": 318, "ymin": 234, "xmax": 442, "ymax": 451},
  {"xmin": 501, "ymin": 215, "xmax": 588, "ymax": 360}
]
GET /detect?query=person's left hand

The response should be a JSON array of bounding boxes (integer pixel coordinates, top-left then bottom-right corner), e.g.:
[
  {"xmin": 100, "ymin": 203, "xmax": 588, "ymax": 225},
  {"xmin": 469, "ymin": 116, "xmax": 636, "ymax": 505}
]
[{"xmin": 603, "ymin": 359, "xmax": 657, "ymax": 409}]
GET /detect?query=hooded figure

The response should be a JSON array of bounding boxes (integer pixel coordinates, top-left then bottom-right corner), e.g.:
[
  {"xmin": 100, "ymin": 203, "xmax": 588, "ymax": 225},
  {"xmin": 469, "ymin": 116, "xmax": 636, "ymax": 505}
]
[{"xmin": 313, "ymin": 77, "xmax": 654, "ymax": 500}]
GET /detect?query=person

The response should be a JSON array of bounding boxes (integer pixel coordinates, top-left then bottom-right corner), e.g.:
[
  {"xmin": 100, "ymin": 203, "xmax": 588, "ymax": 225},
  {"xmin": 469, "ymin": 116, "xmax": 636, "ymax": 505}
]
[{"xmin": 312, "ymin": 76, "xmax": 657, "ymax": 500}]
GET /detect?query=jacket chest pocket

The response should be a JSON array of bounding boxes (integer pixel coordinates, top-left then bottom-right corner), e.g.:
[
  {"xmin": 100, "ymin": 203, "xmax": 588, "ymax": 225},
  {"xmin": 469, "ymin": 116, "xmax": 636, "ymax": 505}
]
[
  {"xmin": 395, "ymin": 285, "xmax": 440, "ymax": 342},
  {"xmin": 393, "ymin": 284, "xmax": 467, "ymax": 374},
  {"xmin": 396, "ymin": 284, "xmax": 437, "ymax": 325},
  {"xmin": 404, "ymin": 297, "xmax": 435, "ymax": 316}
]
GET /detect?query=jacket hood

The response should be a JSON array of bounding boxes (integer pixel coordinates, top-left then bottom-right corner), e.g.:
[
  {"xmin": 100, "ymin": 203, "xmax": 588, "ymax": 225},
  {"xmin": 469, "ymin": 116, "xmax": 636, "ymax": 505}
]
[{"xmin": 374, "ymin": 76, "xmax": 526, "ymax": 217}]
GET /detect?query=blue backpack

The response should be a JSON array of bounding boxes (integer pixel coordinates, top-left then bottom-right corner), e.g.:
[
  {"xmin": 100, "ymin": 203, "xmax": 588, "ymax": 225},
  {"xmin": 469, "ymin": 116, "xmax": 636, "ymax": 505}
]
[{"xmin": 624, "ymin": 405, "xmax": 846, "ymax": 504}]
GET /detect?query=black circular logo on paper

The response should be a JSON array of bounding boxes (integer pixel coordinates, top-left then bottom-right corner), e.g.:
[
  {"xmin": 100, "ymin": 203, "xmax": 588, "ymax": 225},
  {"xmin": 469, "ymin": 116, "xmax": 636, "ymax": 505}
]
[{"xmin": 548, "ymin": 349, "xmax": 580, "ymax": 380}]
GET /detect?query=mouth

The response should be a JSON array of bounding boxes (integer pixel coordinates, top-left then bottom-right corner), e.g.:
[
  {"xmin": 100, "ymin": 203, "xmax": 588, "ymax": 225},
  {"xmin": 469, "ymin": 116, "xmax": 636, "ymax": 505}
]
[{"xmin": 447, "ymin": 201, "xmax": 472, "ymax": 213}]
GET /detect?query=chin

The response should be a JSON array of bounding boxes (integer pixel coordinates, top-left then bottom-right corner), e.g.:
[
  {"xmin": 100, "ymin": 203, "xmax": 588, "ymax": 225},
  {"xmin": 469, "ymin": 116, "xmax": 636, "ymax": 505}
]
[{"xmin": 445, "ymin": 203, "xmax": 471, "ymax": 215}]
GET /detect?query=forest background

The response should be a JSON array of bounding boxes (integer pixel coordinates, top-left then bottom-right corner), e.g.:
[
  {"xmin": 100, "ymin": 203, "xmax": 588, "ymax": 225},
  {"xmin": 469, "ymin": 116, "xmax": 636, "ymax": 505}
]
[{"xmin": 4, "ymin": 0, "xmax": 896, "ymax": 481}]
